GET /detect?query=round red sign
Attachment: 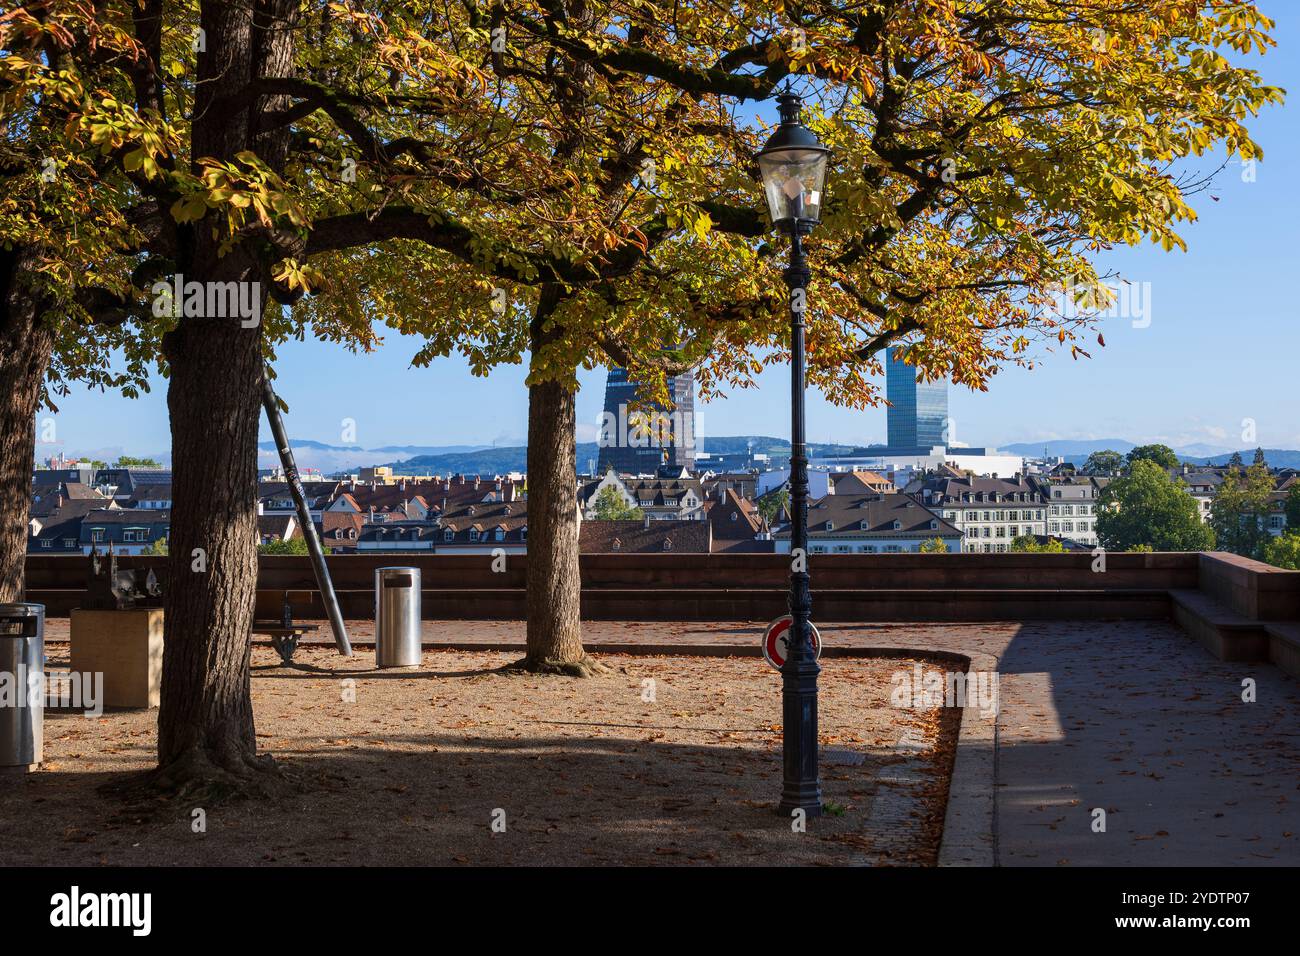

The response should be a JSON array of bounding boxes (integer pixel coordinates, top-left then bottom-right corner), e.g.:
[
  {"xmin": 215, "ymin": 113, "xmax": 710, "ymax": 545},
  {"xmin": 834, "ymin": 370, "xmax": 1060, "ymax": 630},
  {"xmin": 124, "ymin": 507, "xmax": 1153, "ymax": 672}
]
[{"xmin": 762, "ymin": 615, "xmax": 823, "ymax": 670}]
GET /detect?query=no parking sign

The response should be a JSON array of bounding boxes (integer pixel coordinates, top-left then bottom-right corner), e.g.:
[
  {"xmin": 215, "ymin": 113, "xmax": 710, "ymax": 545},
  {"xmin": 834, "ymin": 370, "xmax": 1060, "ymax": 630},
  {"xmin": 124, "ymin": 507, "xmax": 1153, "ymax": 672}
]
[{"xmin": 762, "ymin": 615, "xmax": 823, "ymax": 670}]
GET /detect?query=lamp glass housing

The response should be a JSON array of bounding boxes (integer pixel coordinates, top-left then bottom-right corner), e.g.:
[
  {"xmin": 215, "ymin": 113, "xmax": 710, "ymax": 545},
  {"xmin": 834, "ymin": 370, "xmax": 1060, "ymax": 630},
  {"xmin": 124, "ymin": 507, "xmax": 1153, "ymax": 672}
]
[{"xmin": 758, "ymin": 146, "xmax": 828, "ymax": 227}]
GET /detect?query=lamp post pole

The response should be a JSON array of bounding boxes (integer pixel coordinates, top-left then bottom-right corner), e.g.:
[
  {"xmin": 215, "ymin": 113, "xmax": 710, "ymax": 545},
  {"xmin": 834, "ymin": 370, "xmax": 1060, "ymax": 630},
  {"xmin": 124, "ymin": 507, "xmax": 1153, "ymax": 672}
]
[
  {"xmin": 779, "ymin": 222, "xmax": 822, "ymax": 818},
  {"xmin": 756, "ymin": 89, "xmax": 829, "ymax": 817}
]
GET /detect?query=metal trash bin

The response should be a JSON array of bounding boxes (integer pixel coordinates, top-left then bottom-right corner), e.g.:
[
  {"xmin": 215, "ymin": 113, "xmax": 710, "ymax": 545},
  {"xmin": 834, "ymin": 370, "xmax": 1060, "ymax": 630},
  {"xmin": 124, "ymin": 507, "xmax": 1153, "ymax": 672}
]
[
  {"xmin": 0, "ymin": 603, "xmax": 44, "ymax": 770},
  {"xmin": 375, "ymin": 568, "xmax": 421, "ymax": 668}
]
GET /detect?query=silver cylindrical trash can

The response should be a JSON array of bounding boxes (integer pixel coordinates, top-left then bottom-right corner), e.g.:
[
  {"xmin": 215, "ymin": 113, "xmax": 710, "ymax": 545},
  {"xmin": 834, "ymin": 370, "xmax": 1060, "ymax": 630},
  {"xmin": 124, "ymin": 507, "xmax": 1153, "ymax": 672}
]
[
  {"xmin": 375, "ymin": 567, "xmax": 421, "ymax": 668},
  {"xmin": 0, "ymin": 603, "xmax": 44, "ymax": 770}
]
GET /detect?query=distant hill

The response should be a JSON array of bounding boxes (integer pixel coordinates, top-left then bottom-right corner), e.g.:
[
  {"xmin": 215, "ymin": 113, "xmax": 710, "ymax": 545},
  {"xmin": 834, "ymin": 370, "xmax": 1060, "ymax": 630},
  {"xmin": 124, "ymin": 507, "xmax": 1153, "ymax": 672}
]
[
  {"xmin": 1001, "ymin": 439, "xmax": 1139, "ymax": 457},
  {"xmin": 253, "ymin": 434, "xmax": 1300, "ymax": 477},
  {"xmin": 387, "ymin": 435, "xmax": 862, "ymax": 476},
  {"xmin": 1187, "ymin": 449, "xmax": 1300, "ymax": 469}
]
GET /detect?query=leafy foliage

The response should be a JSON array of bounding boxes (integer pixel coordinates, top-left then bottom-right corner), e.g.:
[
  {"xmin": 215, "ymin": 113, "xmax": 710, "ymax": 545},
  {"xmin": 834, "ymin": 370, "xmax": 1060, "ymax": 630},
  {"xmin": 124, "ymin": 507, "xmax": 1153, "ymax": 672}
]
[
  {"xmin": 1126, "ymin": 444, "xmax": 1180, "ymax": 470},
  {"xmin": 1082, "ymin": 450, "xmax": 1125, "ymax": 476},
  {"xmin": 1009, "ymin": 535, "xmax": 1065, "ymax": 553},
  {"xmin": 591, "ymin": 485, "xmax": 642, "ymax": 520},
  {"xmin": 1210, "ymin": 458, "xmax": 1275, "ymax": 558},
  {"xmin": 1261, "ymin": 533, "xmax": 1300, "ymax": 571},
  {"xmin": 1097, "ymin": 459, "xmax": 1214, "ymax": 552},
  {"xmin": 258, "ymin": 537, "xmax": 310, "ymax": 555}
]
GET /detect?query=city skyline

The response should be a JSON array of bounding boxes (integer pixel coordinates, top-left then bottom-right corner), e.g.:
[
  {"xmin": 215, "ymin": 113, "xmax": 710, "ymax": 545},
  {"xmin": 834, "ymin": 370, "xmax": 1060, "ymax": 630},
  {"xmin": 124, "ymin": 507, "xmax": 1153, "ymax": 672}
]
[{"xmin": 29, "ymin": 3, "xmax": 1300, "ymax": 462}]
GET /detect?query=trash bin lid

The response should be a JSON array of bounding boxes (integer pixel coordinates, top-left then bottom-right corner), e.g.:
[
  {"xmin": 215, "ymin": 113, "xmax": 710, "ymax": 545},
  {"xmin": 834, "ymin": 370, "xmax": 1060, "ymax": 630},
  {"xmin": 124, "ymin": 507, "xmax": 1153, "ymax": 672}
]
[
  {"xmin": 0, "ymin": 604, "xmax": 42, "ymax": 637},
  {"xmin": 0, "ymin": 603, "xmax": 43, "ymax": 618}
]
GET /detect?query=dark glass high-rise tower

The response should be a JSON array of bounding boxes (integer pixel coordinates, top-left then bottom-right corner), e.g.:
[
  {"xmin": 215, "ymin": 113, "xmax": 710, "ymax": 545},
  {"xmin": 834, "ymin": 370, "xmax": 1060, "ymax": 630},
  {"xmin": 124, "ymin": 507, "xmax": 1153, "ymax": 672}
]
[
  {"xmin": 886, "ymin": 346, "xmax": 948, "ymax": 451},
  {"xmin": 596, "ymin": 367, "xmax": 697, "ymax": 475}
]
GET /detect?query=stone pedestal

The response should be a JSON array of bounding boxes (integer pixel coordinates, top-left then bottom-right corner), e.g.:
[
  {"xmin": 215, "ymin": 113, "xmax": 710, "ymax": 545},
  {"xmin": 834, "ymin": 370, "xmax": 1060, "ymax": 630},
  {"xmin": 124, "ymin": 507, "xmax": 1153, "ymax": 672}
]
[{"xmin": 69, "ymin": 608, "xmax": 163, "ymax": 709}]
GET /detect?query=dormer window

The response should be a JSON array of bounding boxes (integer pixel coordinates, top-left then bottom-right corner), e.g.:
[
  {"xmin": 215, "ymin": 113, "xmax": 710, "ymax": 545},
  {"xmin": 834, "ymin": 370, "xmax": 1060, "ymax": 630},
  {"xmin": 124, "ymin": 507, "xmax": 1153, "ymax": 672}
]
[
  {"xmin": 662, "ymin": 538, "xmax": 673, "ymax": 551},
  {"xmin": 892, "ymin": 520, "xmax": 902, "ymax": 530},
  {"xmin": 859, "ymin": 519, "xmax": 869, "ymax": 531},
  {"xmin": 443, "ymin": 529, "xmax": 453, "ymax": 541},
  {"xmin": 612, "ymin": 538, "xmax": 622, "ymax": 551},
  {"xmin": 495, "ymin": 528, "xmax": 505, "ymax": 541},
  {"xmin": 930, "ymin": 520, "xmax": 938, "ymax": 530},
  {"xmin": 469, "ymin": 529, "xmax": 480, "ymax": 541},
  {"xmin": 824, "ymin": 520, "xmax": 834, "ymax": 532}
]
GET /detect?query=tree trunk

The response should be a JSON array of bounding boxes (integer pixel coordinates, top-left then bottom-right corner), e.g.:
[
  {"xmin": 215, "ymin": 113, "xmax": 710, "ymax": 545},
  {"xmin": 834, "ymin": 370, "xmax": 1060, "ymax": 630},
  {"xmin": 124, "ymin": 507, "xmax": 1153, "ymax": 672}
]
[
  {"xmin": 150, "ymin": 0, "xmax": 298, "ymax": 796},
  {"xmin": 521, "ymin": 286, "xmax": 602, "ymax": 675},
  {"xmin": 0, "ymin": 251, "xmax": 55, "ymax": 604},
  {"xmin": 154, "ymin": 304, "xmax": 267, "ymax": 792}
]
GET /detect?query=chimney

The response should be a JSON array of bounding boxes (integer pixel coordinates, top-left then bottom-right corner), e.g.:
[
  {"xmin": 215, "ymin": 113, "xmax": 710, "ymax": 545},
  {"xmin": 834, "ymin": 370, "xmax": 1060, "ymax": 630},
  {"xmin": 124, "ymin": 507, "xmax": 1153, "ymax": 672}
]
[{"xmin": 644, "ymin": 514, "xmax": 651, "ymax": 529}]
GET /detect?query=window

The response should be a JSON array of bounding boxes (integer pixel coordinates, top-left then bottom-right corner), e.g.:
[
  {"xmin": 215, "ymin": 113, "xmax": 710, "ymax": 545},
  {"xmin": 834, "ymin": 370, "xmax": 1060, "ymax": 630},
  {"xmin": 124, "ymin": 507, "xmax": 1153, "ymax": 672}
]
[
  {"xmin": 995, "ymin": 527, "xmax": 1006, "ymax": 538},
  {"xmin": 663, "ymin": 538, "xmax": 673, "ymax": 551},
  {"xmin": 443, "ymin": 529, "xmax": 453, "ymax": 541},
  {"xmin": 892, "ymin": 520, "xmax": 902, "ymax": 530},
  {"xmin": 1009, "ymin": 526, "xmax": 1019, "ymax": 538},
  {"xmin": 929, "ymin": 520, "xmax": 938, "ymax": 530},
  {"xmin": 41, "ymin": 539, "xmax": 51, "ymax": 548},
  {"xmin": 611, "ymin": 538, "xmax": 621, "ymax": 551},
  {"xmin": 1049, "ymin": 522, "xmax": 1060, "ymax": 533},
  {"xmin": 469, "ymin": 529, "xmax": 480, "ymax": 541},
  {"xmin": 981, "ymin": 527, "xmax": 990, "ymax": 538},
  {"xmin": 91, "ymin": 529, "xmax": 104, "ymax": 543},
  {"xmin": 859, "ymin": 520, "xmax": 869, "ymax": 531},
  {"xmin": 1062, "ymin": 521, "xmax": 1074, "ymax": 533},
  {"xmin": 825, "ymin": 520, "xmax": 834, "ymax": 531},
  {"xmin": 834, "ymin": 545, "xmax": 852, "ymax": 554},
  {"xmin": 64, "ymin": 539, "xmax": 76, "ymax": 548}
]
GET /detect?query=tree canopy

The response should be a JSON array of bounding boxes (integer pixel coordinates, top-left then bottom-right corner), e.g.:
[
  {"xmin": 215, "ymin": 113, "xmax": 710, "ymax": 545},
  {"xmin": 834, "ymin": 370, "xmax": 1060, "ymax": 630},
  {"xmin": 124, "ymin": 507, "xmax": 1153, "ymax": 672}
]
[
  {"xmin": 1126, "ymin": 444, "xmax": 1180, "ymax": 471},
  {"xmin": 1097, "ymin": 459, "xmax": 1214, "ymax": 552}
]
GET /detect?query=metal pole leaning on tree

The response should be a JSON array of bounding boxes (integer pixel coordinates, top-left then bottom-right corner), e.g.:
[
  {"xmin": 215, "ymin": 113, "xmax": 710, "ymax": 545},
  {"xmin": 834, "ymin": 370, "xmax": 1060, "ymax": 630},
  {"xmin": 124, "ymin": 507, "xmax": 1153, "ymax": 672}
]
[{"xmin": 260, "ymin": 365, "xmax": 353, "ymax": 657}]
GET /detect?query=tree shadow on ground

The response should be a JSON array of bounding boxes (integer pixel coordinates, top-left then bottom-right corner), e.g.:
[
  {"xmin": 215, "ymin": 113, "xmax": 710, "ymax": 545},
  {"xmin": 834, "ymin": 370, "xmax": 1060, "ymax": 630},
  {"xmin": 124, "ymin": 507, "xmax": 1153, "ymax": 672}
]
[{"xmin": 0, "ymin": 725, "xmax": 950, "ymax": 867}]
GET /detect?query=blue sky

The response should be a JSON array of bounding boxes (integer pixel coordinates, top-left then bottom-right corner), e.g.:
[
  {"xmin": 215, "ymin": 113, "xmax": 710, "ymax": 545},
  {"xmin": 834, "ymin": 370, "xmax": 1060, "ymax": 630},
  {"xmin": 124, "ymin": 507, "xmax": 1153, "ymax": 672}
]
[{"xmin": 39, "ymin": 3, "xmax": 1300, "ymax": 462}]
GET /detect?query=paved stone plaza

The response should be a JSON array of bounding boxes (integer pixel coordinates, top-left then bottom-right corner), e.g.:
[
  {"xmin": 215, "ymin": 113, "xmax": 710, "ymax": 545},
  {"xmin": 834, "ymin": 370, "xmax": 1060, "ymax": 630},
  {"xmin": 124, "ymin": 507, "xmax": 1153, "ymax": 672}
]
[{"xmin": 33, "ymin": 616, "xmax": 1300, "ymax": 865}]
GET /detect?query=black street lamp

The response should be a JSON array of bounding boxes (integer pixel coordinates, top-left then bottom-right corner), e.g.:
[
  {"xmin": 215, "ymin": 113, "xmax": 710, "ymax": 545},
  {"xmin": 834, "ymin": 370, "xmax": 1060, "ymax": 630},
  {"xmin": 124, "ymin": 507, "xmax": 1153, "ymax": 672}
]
[{"xmin": 757, "ymin": 90, "xmax": 830, "ymax": 818}]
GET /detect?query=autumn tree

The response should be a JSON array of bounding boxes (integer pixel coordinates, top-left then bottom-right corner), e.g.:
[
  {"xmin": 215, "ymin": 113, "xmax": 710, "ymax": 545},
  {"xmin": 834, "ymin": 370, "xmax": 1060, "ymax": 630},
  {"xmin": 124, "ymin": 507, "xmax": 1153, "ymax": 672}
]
[
  {"xmin": 20, "ymin": 0, "xmax": 1279, "ymax": 789},
  {"xmin": 289, "ymin": 0, "xmax": 1282, "ymax": 678},
  {"xmin": 0, "ymin": 5, "xmax": 163, "ymax": 603}
]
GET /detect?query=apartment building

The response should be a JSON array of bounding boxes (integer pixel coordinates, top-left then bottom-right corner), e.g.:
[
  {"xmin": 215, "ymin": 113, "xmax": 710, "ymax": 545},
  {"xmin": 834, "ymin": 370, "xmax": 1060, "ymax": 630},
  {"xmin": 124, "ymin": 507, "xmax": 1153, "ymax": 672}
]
[{"xmin": 909, "ymin": 475, "xmax": 1048, "ymax": 553}]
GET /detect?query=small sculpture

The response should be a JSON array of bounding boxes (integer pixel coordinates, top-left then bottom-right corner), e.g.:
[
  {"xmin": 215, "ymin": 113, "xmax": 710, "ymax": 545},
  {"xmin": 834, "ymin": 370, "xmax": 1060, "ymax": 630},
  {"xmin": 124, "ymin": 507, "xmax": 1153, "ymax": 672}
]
[{"xmin": 85, "ymin": 544, "xmax": 164, "ymax": 610}]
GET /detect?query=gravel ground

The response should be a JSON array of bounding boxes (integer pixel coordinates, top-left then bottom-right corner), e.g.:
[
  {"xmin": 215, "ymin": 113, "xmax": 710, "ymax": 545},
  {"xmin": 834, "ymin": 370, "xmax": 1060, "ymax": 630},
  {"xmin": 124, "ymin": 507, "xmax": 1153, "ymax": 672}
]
[{"xmin": 1, "ymin": 645, "xmax": 960, "ymax": 866}]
